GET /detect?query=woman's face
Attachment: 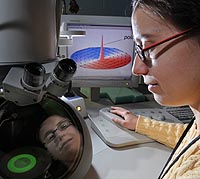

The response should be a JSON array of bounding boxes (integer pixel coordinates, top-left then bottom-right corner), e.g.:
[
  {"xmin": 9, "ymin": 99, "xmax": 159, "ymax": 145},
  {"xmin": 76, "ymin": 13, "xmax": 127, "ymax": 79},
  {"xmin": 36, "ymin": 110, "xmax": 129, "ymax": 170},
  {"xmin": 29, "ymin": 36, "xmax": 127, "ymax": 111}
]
[
  {"xmin": 132, "ymin": 7, "xmax": 200, "ymax": 108},
  {"xmin": 39, "ymin": 115, "xmax": 81, "ymax": 165}
]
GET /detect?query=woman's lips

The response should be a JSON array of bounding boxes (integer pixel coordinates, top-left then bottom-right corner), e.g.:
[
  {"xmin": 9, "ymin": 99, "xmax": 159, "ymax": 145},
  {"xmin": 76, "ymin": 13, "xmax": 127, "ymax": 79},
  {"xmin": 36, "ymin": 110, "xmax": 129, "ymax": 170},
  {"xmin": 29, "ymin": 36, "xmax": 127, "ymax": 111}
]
[
  {"xmin": 59, "ymin": 138, "xmax": 73, "ymax": 151},
  {"xmin": 148, "ymin": 83, "xmax": 159, "ymax": 93}
]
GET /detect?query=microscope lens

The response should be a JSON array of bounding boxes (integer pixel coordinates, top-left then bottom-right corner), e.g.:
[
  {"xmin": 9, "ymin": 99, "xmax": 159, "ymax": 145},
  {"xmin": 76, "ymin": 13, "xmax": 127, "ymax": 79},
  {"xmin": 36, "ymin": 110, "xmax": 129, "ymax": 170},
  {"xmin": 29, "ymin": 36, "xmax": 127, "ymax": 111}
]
[
  {"xmin": 23, "ymin": 63, "xmax": 46, "ymax": 87},
  {"xmin": 54, "ymin": 58, "xmax": 77, "ymax": 82}
]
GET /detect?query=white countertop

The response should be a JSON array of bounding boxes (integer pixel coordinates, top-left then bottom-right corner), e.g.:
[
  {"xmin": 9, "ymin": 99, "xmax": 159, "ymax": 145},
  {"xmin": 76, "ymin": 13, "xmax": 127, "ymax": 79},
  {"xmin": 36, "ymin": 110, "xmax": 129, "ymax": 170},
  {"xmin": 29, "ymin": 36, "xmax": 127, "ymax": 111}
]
[{"xmin": 83, "ymin": 99, "xmax": 172, "ymax": 179}]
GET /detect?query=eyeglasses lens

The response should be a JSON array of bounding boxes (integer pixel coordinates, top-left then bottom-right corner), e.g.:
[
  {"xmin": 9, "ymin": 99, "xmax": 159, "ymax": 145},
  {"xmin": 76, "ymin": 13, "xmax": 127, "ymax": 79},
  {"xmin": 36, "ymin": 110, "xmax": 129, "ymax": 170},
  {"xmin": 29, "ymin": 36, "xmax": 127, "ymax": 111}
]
[{"xmin": 44, "ymin": 120, "xmax": 72, "ymax": 144}]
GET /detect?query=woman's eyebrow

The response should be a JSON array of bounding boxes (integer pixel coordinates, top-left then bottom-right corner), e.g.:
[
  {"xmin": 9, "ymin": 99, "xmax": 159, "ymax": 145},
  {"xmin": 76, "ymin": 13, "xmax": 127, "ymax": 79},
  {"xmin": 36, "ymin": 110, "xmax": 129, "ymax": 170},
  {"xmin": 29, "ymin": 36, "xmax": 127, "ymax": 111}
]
[
  {"xmin": 139, "ymin": 32, "xmax": 157, "ymax": 39},
  {"xmin": 134, "ymin": 33, "xmax": 158, "ymax": 45}
]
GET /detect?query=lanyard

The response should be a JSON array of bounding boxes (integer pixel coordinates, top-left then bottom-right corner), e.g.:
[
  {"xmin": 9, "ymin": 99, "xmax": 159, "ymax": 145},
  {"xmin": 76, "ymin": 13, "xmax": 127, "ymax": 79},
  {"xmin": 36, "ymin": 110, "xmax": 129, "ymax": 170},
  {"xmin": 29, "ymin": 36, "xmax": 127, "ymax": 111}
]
[{"xmin": 158, "ymin": 117, "xmax": 198, "ymax": 179}]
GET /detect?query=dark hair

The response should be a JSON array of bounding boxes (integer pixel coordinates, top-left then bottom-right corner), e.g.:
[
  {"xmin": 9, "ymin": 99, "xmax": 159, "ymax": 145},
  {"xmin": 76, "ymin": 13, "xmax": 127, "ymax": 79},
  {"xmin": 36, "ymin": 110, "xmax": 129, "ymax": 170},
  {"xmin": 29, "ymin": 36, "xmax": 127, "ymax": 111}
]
[{"xmin": 132, "ymin": 0, "xmax": 200, "ymax": 30}]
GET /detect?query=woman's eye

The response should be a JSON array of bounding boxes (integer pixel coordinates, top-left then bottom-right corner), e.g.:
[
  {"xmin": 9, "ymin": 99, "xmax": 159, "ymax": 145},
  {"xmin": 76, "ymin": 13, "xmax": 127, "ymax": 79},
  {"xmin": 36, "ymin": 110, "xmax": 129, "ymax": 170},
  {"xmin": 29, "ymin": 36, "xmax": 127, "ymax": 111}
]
[
  {"xmin": 143, "ymin": 40, "xmax": 154, "ymax": 48},
  {"xmin": 148, "ymin": 46, "xmax": 156, "ymax": 52},
  {"xmin": 46, "ymin": 133, "xmax": 54, "ymax": 141},
  {"xmin": 59, "ymin": 122, "xmax": 68, "ymax": 130}
]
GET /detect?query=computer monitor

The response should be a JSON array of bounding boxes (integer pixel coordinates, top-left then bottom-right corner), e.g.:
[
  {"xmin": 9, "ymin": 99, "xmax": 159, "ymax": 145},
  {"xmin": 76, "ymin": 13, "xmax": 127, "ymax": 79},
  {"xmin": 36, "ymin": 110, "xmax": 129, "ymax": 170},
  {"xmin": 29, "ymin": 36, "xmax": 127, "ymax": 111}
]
[{"xmin": 60, "ymin": 15, "xmax": 138, "ymax": 100}]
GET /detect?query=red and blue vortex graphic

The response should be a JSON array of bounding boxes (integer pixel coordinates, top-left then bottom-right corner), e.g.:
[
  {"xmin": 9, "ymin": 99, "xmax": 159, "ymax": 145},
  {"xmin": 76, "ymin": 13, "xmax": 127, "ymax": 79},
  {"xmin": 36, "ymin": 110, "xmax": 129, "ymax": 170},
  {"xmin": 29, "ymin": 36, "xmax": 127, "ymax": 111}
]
[{"xmin": 70, "ymin": 36, "xmax": 131, "ymax": 69}]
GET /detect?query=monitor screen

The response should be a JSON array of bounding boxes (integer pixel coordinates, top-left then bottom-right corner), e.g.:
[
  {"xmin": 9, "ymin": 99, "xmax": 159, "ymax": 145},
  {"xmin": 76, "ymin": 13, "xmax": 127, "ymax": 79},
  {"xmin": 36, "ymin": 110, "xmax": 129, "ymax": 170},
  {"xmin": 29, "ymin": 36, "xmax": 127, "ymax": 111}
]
[{"xmin": 60, "ymin": 15, "xmax": 138, "ymax": 89}]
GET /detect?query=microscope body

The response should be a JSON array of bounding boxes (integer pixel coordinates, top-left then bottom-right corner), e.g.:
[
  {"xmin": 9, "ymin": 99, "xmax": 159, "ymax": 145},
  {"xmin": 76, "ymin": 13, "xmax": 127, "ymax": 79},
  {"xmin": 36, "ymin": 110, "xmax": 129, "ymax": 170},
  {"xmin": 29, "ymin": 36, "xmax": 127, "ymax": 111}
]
[{"xmin": 0, "ymin": 1, "xmax": 92, "ymax": 179}]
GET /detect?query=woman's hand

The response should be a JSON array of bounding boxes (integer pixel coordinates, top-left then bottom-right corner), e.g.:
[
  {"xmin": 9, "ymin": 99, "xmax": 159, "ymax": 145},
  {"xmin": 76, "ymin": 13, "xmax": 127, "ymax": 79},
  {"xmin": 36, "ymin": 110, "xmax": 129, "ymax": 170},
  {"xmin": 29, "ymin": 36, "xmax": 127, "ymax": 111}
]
[{"xmin": 110, "ymin": 106, "xmax": 139, "ymax": 130}]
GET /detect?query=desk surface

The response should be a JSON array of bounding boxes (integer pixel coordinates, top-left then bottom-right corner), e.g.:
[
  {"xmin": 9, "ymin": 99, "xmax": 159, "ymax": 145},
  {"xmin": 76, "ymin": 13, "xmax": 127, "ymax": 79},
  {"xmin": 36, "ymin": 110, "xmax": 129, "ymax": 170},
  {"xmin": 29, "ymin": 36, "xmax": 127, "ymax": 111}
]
[{"xmin": 83, "ymin": 98, "xmax": 172, "ymax": 179}]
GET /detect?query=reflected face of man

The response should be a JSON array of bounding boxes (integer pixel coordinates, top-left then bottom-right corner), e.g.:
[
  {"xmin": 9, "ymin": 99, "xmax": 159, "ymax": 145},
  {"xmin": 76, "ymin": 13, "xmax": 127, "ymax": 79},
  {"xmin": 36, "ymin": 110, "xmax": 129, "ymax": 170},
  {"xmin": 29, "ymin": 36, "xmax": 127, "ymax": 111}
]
[{"xmin": 39, "ymin": 115, "xmax": 81, "ymax": 165}]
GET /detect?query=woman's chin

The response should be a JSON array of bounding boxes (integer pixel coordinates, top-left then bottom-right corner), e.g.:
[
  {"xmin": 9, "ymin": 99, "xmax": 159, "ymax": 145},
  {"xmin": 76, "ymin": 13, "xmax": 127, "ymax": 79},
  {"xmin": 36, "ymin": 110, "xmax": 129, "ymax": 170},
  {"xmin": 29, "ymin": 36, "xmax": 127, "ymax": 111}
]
[
  {"xmin": 153, "ymin": 94, "xmax": 167, "ymax": 105},
  {"xmin": 153, "ymin": 94, "xmax": 179, "ymax": 106}
]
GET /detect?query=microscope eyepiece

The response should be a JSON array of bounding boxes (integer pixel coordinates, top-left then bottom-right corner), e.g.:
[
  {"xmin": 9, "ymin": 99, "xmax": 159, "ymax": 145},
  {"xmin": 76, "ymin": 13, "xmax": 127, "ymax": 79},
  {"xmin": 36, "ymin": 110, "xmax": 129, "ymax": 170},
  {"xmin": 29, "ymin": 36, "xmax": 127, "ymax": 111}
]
[
  {"xmin": 23, "ymin": 63, "xmax": 46, "ymax": 87},
  {"xmin": 53, "ymin": 58, "xmax": 77, "ymax": 82}
]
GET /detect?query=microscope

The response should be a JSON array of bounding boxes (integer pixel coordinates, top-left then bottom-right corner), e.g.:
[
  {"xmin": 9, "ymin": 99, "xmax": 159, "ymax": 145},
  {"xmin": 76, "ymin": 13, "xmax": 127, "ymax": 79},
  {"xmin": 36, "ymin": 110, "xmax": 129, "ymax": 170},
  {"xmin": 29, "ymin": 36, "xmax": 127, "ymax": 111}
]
[{"xmin": 0, "ymin": 0, "xmax": 92, "ymax": 179}]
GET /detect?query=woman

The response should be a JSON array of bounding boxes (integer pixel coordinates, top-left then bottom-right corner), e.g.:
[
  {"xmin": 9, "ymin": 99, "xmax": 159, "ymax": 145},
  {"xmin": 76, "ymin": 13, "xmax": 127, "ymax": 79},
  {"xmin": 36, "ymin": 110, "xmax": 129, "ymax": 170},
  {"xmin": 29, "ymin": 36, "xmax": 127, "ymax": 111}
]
[
  {"xmin": 39, "ymin": 115, "xmax": 82, "ymax": 167},
  {"xmin": 110, "ymin": 0, "xmax": 200, "ymax": 178}
]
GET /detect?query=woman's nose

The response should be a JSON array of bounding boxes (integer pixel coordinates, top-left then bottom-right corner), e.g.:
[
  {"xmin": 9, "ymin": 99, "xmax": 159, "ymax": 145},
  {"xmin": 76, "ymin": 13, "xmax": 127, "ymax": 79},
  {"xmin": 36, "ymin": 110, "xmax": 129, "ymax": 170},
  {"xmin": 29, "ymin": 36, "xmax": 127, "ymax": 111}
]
[
  {"xmin": 54, "ymin": 131, "xmax": 64, "ymax": 142},
  {"xmin": 132, "ymin": 55, "xmax": 149, "ymax": 76}
]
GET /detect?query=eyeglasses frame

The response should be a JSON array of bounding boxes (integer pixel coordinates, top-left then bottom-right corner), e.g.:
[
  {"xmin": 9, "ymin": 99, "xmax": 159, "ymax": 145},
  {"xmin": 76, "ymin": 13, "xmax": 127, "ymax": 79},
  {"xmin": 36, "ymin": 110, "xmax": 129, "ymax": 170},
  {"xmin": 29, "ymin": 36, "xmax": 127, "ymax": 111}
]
[
  {"xmin": 43, "ymin": 119, "xmax": 72, "ymax": 144},
  {"xmin": 135, "ymin": 27, "xmax": 193, "ymax": 61}
]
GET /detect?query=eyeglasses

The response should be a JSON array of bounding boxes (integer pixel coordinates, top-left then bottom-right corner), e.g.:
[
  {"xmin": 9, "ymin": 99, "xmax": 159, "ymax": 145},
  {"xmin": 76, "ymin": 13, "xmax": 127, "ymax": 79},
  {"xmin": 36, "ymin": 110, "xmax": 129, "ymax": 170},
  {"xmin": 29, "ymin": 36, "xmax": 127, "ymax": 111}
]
[
  {"xmin": 135, "ymin": 27, "xmax": 193, "ymax": 62},
  {"xmin": 43, "ymin": 120, "xmax": 72, "ymax": 144}
]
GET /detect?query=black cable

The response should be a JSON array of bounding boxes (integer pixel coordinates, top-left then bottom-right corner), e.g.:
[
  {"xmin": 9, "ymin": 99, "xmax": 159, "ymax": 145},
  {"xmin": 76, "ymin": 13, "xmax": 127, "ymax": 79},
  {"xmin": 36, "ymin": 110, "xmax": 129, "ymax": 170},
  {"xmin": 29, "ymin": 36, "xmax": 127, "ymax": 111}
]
[{"xmin": 158, "ymin": 116, "xmax": 196, "ymax": 179}]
